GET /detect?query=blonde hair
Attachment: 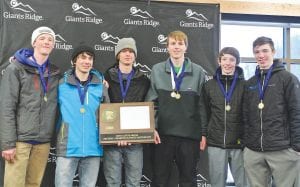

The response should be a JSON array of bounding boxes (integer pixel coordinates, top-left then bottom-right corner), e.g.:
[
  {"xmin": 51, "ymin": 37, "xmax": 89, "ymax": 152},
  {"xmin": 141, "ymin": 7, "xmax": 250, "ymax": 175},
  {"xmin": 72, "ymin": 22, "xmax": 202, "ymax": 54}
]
[{"xmin": 167, "ymin": 30, "xmax": 188, "ymax": 47}]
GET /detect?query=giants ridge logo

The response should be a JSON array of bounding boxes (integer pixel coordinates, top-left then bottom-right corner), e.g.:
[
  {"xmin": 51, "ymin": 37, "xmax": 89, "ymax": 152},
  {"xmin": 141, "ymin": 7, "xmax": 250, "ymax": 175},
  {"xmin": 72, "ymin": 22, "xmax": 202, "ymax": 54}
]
[
  {"xmin": 65, "ymin": 2, "xmax": 103, "ymax": 25},
  {"xmin": 152, "ymin": 34, "xmax": 167, "ymax": 53},
  {"xmin": 3, "ymin": 0, "xmax": 43, "ymax": 21},
  {"xmin": 94, "ymin": 32, "xmax": 117, "ymax": 51},
  {"xmin": 180, "ymin": 9, "xmax": 214, "ymax": 29},
  {"xmin": 123, "ymin": 6, "xmax": 159, "ymax": 28}
]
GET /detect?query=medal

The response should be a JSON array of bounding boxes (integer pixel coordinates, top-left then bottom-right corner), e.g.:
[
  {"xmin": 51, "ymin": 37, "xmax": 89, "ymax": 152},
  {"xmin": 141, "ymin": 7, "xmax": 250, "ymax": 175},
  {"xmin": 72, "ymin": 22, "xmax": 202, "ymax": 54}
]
[
  {"xmin": 43, "ymin": 95, "xmax": 47, "ymax": 102},
  {"xmin": 258, "ymin": 102, "xmax": 264, "ymax": 109},
  {"xmin": 175, "ymin": 93, "xmax": 181, "ymax": 99},
  {"xmin": 170, "ymin": 59, "xmax": 186, "ymax": 101},
  {"xmin": 171, "ymin": 91, "xmax": 176, "ymax": 98},
  {"xmin": 225, "ymin": 104, "xmax": 231, "ymax": 111},
  {"xmin": 216, "ymin": 70, "xmax": 238, "ymax": 113},
  {"xmin": 80, "ymin": 107, "xmax": 85, "ymax": 113},
  {"xmin": 256, "ymin": 64, "xmax": 274, "ymax": 111}
]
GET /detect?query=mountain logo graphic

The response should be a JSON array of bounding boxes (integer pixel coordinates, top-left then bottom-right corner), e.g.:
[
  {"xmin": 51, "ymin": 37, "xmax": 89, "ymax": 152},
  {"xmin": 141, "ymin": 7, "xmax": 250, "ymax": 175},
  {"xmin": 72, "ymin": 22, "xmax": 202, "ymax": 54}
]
[
  {"xmin": 185, "ymin": 9, "xmax": 208, "ymax": 21},
  {"xmin": 72, "ymin": 3, "xmax": 96, "ymax": 16},
  {"xmin": 9, "ymin": 0, "xmax": 36, "ymax": 13},
  {"xmin": 130, "ymin": 6, "xmax": 153, "ymax": 19}
]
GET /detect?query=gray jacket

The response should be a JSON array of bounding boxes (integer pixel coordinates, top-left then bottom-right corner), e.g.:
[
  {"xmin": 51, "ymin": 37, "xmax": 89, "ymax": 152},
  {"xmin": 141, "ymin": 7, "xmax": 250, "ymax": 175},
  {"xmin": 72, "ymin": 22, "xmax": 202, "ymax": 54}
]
[{"xmin": 0, "ymin": 59, "xmax": 60, "ymax": 150}]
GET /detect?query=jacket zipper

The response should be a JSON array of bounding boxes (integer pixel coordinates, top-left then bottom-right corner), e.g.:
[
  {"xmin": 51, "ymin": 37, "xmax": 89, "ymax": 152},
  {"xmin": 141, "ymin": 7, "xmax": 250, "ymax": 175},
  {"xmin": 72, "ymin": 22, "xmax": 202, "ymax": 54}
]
[
  {"xmin": 224, "ymin": 77, "xmax": 228, "ymax": 148},
  {"xmin": 260, "ymin": 71, "xmax": 264, "ymax": 151}
]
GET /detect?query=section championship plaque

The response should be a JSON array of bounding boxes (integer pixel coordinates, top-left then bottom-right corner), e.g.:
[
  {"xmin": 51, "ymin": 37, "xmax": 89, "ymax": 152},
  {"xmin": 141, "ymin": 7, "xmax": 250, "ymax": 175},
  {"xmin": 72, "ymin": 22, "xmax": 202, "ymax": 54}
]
[{"xmin": 99, "ymin": 102, "xmax": 155, "ymax": 144}]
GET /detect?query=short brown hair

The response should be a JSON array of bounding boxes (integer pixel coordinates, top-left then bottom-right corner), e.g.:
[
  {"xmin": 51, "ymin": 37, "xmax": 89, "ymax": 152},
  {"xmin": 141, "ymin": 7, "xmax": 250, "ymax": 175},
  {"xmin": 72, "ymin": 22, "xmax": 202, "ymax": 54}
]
[{"xmin": 167, "ymin": 30, "xmax": 188, "ymax": 48}]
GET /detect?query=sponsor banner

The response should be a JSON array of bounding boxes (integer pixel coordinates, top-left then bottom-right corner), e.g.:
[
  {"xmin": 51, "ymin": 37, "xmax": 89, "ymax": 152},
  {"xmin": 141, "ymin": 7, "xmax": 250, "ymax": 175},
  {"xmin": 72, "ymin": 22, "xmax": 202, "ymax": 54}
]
[
  {"xmin": 0, "ymin": 0, "xmax": 219, "ymax": 75},
  {"xmin": 0, "ymin": 0, "xmax": 219, "ymax": 186}
]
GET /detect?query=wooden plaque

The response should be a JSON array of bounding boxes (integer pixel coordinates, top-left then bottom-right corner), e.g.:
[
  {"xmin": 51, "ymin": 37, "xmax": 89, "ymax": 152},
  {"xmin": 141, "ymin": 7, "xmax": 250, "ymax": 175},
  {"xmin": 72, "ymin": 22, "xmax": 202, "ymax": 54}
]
[{"xmin": 99, "ymin": 102, "xmax": 155, "ymax": 144}]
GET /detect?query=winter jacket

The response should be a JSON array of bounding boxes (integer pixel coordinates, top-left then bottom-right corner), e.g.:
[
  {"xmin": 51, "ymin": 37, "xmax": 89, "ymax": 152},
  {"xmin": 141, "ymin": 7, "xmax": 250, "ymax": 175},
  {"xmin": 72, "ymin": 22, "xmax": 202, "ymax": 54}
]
[
  {"xmin": 0, "ymin": 53, "xmax": 60, "ymax": 150},
  {"xmin": 146, "ymin": 58, "xmax": 207, "ymax": 141},
  {"xmin": 104, "ymin": 65, "xmax": 150, "ymax": 103},
  {"xmin": 56, "ymin": 69, "xmax": 108, "ymax": 157},
  {"xmin": 243, "ymin": 60, "xmax": 300, "ymax": 152},
  {"xmin": 204, "ymin": 66, "xmax": 245, "ymax": 149}
]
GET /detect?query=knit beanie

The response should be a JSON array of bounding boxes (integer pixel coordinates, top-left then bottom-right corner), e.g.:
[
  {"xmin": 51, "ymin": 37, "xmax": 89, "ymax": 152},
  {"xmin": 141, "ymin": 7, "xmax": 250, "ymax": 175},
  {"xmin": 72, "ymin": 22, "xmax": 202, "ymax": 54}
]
[
  {"xmin": 115, "ymin": 38, "xmax": 137, "ymax": 58},
  {"xmin": 71, "ymin": 45, "xmax": 95, "ymax": 62},
  {"xmin": 31, "ymin": 26, "xmax": 55, "ymax": 45}
]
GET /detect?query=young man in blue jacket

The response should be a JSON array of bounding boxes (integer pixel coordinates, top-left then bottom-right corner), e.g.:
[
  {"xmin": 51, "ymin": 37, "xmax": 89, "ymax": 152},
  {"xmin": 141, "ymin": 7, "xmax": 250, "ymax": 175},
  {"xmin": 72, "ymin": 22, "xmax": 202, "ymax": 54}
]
[{"xmin": 55, "ymin": 45, "xmax": 109, "ymax": 187}]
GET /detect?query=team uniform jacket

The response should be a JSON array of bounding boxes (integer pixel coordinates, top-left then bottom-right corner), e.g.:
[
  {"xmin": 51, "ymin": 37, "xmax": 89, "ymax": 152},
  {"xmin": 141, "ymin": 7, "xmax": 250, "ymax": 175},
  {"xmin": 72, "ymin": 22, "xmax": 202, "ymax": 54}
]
[
  {"xmin": 104, "ymin": 65, "xmax": 150, "ymax": 103},
  {"xmin": 243, "ymin": 61, "xmax": 300, "ymax": 152},
  {"xmin": 204, "ymin": 66, "xmax": 245, "ymax": 149}
]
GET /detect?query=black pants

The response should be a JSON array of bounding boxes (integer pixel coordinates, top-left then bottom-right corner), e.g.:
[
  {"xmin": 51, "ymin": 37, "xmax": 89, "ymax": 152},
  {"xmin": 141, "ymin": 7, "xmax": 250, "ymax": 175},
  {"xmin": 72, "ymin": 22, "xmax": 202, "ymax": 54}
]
[{"xmin": 152, "ymin": 135, "xmax": 199, "ymax": 187}]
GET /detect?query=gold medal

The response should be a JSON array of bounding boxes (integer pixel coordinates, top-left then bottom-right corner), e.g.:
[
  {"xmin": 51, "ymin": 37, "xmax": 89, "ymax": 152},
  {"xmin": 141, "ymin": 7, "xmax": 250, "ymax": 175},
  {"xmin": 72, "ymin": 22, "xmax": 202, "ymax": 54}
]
[
  {"xmin": 175, "ymin": 93, "xmax": 181, "ymax": 99},
  {"xmin": 258, "ymin": 102, "xmax": 264, "ymax": 109},
  {"xmin": 225, "ymin": 104, "xmax": 231, "ymax": 111},
  {"xmin": 43, "ymin": 95, "xmax": 47, "ymax": 102},
  {"xmin": 80, "ymin": 108, "xmax": 85, "ymax": 113},
  {"xmin": 171, "ymin": 91, "xmax": 176, "ymax": 98}
]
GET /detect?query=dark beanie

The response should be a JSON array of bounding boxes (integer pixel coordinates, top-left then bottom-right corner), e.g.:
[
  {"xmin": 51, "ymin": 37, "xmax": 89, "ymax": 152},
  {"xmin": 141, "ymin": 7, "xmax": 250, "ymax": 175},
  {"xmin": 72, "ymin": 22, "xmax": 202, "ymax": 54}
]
[{"xmin": 71, "ymin": 45, "xmax": 95, "ymax": 62}]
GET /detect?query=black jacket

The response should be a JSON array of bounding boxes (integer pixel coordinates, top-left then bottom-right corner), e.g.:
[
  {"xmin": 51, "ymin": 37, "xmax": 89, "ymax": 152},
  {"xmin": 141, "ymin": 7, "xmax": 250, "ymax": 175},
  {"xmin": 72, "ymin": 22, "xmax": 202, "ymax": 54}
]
[
  {"xmin": 243, "ymin": 60, "xmax": 300, "ymax": 152},
  {"xmin": 204, "ymin": 66, "xmax": 245, "ymax": 149},
  {"xmin": 105, "ymin": 65, "xmax": 150, "ymax": 103}
]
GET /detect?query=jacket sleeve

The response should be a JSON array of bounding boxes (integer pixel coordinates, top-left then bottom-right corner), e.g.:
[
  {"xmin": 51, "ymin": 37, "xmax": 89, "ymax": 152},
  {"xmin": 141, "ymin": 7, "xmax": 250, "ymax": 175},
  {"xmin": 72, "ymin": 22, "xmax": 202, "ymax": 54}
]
[
  {"xmin": 286, "ymin": 74, "xmax": 300, "ymax": 152},
  {"xmin": 102, "ymin": 86, "xmax": 110, "ymax": 103},
  {"xmin": 145, "ymin": 67, "xmax": 159, "ymax": 128},
  {"xmin": 0, "ymin": 64, "xmax": 20, "ymax": 151},
  {"xmin": 242, "ymin": 82, "xmax": 249, "ymax": 147},
  {"xmin": 201, "ymin": 82, "xmax": 211, "ymax": 137},
  {"xmin": 199, "ymin": 74, "xmax": 208, "ymax": 137}
]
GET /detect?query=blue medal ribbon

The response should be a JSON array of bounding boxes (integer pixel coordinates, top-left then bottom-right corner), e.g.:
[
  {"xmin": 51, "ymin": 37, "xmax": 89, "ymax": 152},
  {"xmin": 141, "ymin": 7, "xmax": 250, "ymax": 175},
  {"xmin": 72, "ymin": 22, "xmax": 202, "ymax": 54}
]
[
  {"xmin": 75, "ymin": 74, "xmax": 92, "ymax": 105},
  {"xmin": 118, "ymin": 68, "xmax": 135, "ymax": 102},
  {"xmin": 255, "ymin": 64, "xmax": 274, "ymax": 102},
  {"xmin": 216, "ymin": 70, "xmax": 238, "ymax": 105},
  {"xmin": 31, "ymin": 56, "xmax": 50, "ymax": 97},
  {"xmin": 169, "ymin": 59, "xmax": 186, "ymax": 92}
]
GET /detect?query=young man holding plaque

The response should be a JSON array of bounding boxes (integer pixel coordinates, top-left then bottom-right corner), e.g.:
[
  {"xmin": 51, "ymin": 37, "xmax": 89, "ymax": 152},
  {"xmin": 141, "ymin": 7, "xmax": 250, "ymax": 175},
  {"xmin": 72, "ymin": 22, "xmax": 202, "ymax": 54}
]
[
  {"xmin": 0, "ymin": 26, "xmax": 60, "ymax": 187},
  {"xmin": 243, "ymin": 36, "xmax": 300, "ymax": 187},
  {"xmin": 203, "ymin": 47, "xmax": 248, "ymax": 187},
  {"xmin": 103, "ymin": 38, "xmax": 150, "ymax": 187},
  {"xmin": 146, "ymin": 30, "xmax": 207, "ymax": 187},
  {"xmin": 55, "ymin": 44, "xmax": 109, "ymax": 187}
]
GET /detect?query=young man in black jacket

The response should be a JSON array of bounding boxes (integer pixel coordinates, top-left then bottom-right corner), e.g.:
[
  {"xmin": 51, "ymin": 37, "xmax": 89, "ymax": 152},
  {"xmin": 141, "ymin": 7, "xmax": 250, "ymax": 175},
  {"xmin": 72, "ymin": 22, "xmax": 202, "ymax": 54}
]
[
  {"xmin": 103, "ymin": 38, "xmax": 150, "ymax": 187},
  {"xmin": 203, "ymin": 47, "xmax": 248, "ymax": 187},
  {"xmin": 243, "ymin": 36, "xmax": 300, "ymax": 187}
]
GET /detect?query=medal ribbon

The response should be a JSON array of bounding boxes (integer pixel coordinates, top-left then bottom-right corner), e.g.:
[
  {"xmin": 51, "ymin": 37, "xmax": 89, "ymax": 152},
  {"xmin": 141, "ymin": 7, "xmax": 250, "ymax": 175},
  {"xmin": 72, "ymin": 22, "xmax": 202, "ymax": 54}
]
[
  {"xmin": 169, "ymin": 59, "xmax": 186, "ymax": 92},
  {"xmin": 75, "ymin": 75, "xmax": 92, "ymax": 105},
  {"xmin": 31, "ymin": 56, "xmax": 50, "ymax": 97},
  {"xmin": 216, "ymin": 70, "xmax": 238, "ymax": 104},
  {"xmin": 118, "ymin": 69, "xmax": 135, "ymax": 102},
  {"xmin": 255, "ymin": 64, "xmax": 274, "ymax": 101}
]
